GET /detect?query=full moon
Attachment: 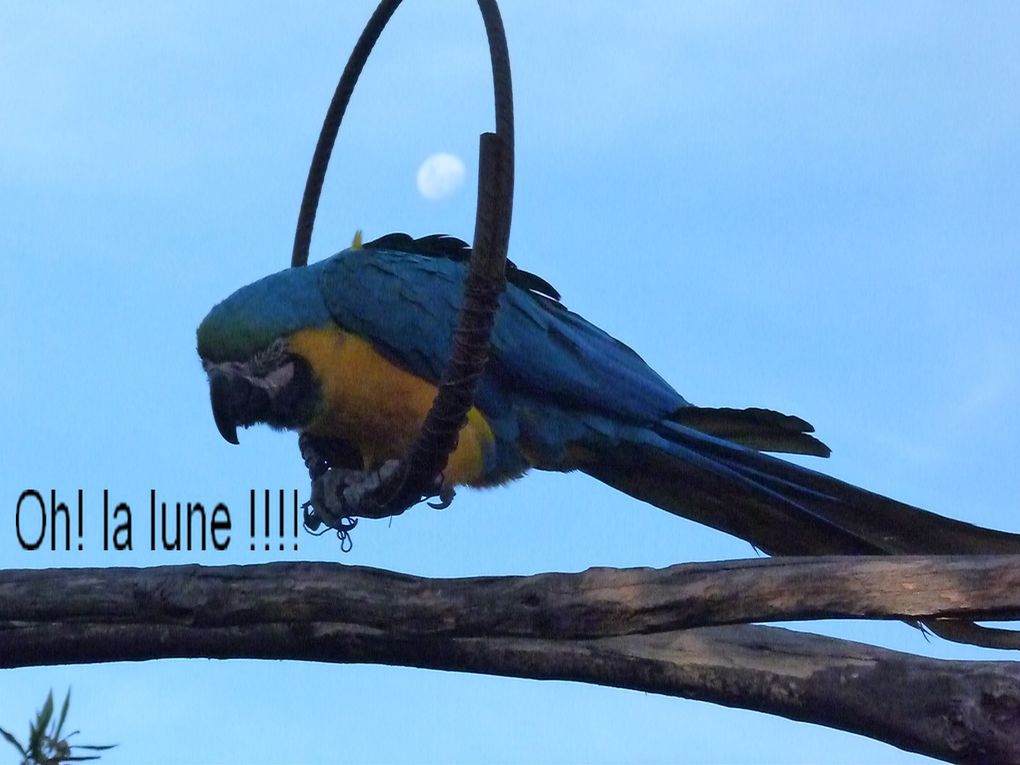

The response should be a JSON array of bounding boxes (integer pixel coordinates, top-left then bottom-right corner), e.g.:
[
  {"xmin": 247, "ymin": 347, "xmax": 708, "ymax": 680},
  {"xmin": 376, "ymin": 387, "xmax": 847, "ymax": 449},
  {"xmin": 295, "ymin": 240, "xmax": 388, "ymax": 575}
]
[{"xmin": 416, "ymin": 153, "xmax": 466, "ymax": 200}]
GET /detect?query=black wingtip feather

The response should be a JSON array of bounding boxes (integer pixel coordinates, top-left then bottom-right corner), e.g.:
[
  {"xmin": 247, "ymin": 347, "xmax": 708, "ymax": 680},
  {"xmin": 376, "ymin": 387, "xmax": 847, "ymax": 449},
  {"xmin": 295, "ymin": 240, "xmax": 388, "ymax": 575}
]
[
  {"xmin": 671, "ymin": 406, "xmax": 831, "ymax": 458},
  {"xmin": 363, "ymin": 232, "xmax": 562, "ymax": 303}
]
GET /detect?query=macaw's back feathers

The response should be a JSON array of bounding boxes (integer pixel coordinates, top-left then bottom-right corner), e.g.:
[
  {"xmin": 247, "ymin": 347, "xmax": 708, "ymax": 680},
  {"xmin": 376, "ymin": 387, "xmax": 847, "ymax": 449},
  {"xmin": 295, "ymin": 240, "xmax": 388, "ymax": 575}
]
[{"xmin": 321, "ymin": 246, "xmax": 689, "ymax": 424}]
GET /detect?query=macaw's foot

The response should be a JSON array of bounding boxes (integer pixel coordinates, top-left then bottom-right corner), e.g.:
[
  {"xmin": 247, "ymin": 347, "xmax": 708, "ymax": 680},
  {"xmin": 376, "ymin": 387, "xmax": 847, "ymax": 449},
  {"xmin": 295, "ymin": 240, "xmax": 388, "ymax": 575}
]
[
  {"xmin": 305, "ymin": 460, "xmax": 399, "ymax": 532},
  {"xmin": 304, "ymin": 456, "xmax": 456, "ymax": 542},
  {"xmin": 299, "ymin": 431, "xmax": 371, "ymax": 542}
]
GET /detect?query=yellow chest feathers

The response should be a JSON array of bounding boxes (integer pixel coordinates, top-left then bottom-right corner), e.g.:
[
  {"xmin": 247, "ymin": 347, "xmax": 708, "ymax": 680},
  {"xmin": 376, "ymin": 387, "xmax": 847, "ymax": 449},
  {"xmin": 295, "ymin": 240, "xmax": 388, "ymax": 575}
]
[{"xmin": 287, "ymin": 326, "xmax": 494, "ymax": 487}]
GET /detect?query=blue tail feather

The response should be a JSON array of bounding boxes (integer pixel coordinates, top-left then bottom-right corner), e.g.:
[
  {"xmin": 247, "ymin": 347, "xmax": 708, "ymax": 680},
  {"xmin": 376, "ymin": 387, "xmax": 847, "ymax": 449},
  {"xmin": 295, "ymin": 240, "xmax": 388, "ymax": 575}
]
[{"xmin": 580, "ymin": 419, "xmax": 1020, "ymax": 557}]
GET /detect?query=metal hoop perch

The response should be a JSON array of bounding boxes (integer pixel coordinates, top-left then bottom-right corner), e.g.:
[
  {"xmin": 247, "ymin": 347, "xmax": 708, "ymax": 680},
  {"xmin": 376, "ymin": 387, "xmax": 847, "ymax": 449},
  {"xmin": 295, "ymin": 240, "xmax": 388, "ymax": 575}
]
[{"xmin": 292, "ymin": 0, "xmax": 515, "ymax": 524}]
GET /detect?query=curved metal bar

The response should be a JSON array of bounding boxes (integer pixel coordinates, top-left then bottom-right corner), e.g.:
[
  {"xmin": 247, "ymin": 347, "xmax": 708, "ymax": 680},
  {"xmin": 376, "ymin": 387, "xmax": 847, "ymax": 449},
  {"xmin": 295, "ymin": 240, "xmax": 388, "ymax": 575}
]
[
  {"xmin": 378, "ymin": 129, "xmax": 511, "ymax": 515},
  {"xmin": 292, "ymin": 0, "xmax": 515, "ymax": 524},
  {"xmin": 291, "ymin": 0, "xmax": 403, "ymax": 269}
]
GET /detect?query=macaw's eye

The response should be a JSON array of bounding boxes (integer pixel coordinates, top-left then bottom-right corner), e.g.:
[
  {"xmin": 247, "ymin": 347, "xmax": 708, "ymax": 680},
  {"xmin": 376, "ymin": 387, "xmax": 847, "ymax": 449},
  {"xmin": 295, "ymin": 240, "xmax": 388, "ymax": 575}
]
[{"xmin": 250, "ymin": 338, "xmax": 290, "ymax": 374}]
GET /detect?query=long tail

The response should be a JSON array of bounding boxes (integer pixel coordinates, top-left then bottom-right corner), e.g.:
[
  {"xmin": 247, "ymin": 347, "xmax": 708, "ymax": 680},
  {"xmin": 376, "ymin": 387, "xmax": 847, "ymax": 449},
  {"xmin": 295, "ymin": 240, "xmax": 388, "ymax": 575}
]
[
  {"xmin": 581, "ymin": 413, "xmax": 1020, "ymax": 557},
  {"xmin": 578, "ymin": 411, "xmax": 1020, "ymax": 648}
]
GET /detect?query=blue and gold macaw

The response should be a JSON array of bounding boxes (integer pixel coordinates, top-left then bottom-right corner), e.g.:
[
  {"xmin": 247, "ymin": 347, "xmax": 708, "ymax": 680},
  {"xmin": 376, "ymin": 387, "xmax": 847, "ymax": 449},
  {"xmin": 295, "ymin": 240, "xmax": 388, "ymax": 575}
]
[{"xmin": 197, "ymin": 233, "xmax": 1020, "ymax": 557}]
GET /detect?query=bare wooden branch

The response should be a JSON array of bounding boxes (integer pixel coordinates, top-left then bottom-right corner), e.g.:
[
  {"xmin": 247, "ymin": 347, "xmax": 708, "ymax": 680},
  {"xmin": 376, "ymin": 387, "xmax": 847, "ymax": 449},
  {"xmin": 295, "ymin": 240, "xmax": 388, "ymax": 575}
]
[
  {"xmin": 4, "ymin": 556, "xmax": 1020, "ymax": 636},
  {"xmin": 2, "ymin": 559, "xmax": 1019, "ymax": 763}
]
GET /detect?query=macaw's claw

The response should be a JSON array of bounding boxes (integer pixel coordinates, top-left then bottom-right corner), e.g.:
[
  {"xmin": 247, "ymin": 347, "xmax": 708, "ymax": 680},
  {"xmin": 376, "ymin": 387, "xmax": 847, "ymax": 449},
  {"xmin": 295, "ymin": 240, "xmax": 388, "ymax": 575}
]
[
  {"xmin": 427, "ymin": 480, "xmax": 456, "ymax": 509},
  {"xmin": 301, "ymin": 500, "xmax": 323, "ymax": 532},
  {"xmin": 305, "ymin": 467, "xmax": 349, "ymax": 532}
]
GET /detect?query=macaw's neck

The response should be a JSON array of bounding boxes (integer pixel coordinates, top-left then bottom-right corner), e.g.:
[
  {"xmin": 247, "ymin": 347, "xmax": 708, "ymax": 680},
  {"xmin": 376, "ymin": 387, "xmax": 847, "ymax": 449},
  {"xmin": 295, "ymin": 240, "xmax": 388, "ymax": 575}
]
[{"xmin": 287, "ymin": 326, "xmax": 496, "ymax": 488}]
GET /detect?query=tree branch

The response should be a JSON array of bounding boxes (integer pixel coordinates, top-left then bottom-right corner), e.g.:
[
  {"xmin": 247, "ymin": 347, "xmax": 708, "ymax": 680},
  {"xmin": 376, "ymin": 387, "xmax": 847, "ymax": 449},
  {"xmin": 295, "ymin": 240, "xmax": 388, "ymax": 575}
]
[{"xmin": 2, "ymin": 559, "xmax": 1019, "ymax": 763}]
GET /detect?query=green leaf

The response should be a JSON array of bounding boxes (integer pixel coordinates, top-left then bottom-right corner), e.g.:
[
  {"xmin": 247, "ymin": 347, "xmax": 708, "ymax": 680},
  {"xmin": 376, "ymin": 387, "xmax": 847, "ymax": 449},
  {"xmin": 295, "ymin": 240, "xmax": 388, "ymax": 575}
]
[
  {"xmin": 39, "ymin": 693, "xmax": 54, "ymax": 730},
  {"xmin": 37, "ymin": 690, "xmax": 55, "ymax": 737},
  {"xmin": 0, "ymin": 726, "xmax": 27, "ymax": 757},
  {"xmin": 29, "ymin": 691, "xmax": 55, "ymax": 764},
  {"xmin": 28, "ymin": 720, "xmax": 43, "ymax": 762},
  {"xmin": 75, "ymin": 744, "xmax": 117, "ymax": 751},
  {"xmin": 54, "ymin": 689, "xmax": 71, "ymax": 740}
]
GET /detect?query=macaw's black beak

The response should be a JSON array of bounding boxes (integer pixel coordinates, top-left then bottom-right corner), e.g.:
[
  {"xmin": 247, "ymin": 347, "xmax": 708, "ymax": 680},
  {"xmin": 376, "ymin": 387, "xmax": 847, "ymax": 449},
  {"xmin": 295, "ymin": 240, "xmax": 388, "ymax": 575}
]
[
  {"xmin": 203, "ymin": 349, "xmax": 318, "ymax": 446},
  {"xmin": 209, "ymin": 370, "xmax": 240, "ymax": 444},
  {"xmin": 207, "ymin": 367, "xmax": 271, "ymax": 445}
]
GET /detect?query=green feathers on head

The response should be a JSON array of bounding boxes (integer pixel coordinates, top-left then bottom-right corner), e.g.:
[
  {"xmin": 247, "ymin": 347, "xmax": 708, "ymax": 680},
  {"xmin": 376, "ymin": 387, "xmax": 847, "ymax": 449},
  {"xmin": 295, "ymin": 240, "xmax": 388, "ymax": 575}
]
[{"xmin": 197, "ymin": 259, "xmax": 335, "ymax": 363}]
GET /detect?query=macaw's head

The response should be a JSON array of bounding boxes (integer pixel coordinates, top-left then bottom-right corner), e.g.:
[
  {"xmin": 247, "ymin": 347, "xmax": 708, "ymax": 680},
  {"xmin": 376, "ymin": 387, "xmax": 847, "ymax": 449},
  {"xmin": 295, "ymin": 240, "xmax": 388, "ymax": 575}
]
[{"xmin": 196, "ymin": 262, "xmax": 333, "ymax": 444}]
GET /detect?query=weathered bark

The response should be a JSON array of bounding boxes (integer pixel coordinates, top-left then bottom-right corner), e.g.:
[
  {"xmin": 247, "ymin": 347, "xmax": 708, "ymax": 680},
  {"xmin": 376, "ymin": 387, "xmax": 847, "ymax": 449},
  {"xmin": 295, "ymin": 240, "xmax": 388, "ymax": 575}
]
[
  {"xmin": 4, "ymin": 557, "xmax": 1020, "ymax": 636},
  {"xmin": 2, "ymin": 559, "xmax": 1019, "ymax": 763}
]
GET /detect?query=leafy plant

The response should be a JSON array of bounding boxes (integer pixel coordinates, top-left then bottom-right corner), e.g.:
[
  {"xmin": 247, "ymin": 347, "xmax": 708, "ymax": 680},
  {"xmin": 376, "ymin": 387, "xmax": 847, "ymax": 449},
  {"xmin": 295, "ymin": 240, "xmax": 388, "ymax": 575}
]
[{"xmin": 0, "ymin": 690, "xmax": 115, "ymax": 764}]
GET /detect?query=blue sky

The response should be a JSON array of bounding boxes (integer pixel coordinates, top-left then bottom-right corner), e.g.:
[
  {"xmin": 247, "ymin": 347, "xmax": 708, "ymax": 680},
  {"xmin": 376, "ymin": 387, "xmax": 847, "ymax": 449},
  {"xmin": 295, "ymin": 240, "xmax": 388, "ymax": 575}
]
[{"xmin": 2, "ymin": 2, "xmax": 1019, "ymax": 763}]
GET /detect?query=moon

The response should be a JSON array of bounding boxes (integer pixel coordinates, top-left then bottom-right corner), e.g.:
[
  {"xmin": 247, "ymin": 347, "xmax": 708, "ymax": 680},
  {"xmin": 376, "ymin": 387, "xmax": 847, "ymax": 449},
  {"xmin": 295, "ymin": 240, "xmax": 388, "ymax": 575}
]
[{"xmin": 416, "ymin": 153, "xmax": 466, "ymax": 200}]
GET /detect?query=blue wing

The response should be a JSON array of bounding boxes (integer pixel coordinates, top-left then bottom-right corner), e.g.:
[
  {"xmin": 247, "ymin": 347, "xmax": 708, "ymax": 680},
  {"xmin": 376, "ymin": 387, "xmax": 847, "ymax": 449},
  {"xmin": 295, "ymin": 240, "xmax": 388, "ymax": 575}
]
[{"xmin": 318, "ymin": 246, "xmax": 688, "ymax": 424}]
